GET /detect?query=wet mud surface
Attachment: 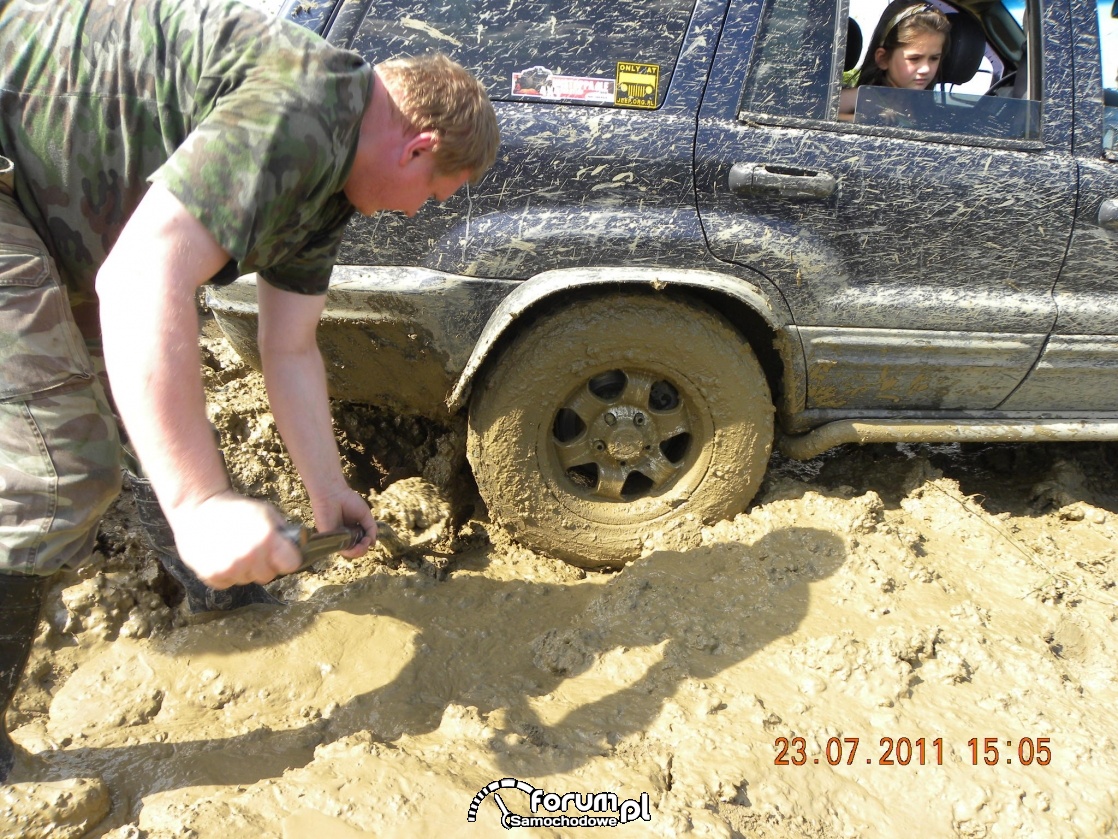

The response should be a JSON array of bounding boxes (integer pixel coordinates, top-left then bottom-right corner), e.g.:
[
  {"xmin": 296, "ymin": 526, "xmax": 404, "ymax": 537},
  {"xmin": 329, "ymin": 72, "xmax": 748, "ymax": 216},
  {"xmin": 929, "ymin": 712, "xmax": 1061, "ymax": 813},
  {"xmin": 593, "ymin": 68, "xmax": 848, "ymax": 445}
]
[{"xmin": 4, "ymin": 320, "xmax": 1118, "ymax": 838}]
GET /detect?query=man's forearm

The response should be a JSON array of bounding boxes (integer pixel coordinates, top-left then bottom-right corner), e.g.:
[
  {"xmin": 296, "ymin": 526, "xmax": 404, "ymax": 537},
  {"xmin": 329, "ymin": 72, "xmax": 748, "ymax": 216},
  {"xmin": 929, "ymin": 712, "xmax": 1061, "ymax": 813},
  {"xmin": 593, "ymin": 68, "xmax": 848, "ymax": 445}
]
[
  {"xmin": 100, "ymin": 281, "xmax": 229, "ymax": 514},
  {"xmin": 256, "ymin": 282, "xmax": 352, "ymax": 524},
  {"xmin": 261, "ymin": 340, "xmax": 350, "ymax": 511}
]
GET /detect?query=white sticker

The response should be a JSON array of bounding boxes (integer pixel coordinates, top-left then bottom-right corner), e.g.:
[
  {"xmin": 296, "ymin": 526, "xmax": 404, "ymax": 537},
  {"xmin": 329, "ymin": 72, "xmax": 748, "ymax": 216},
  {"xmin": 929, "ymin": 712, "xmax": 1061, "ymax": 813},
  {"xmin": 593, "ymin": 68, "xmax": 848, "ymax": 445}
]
[{"xmin": 512, "ymin": 67, "xmax": 616, "ymax": 103}]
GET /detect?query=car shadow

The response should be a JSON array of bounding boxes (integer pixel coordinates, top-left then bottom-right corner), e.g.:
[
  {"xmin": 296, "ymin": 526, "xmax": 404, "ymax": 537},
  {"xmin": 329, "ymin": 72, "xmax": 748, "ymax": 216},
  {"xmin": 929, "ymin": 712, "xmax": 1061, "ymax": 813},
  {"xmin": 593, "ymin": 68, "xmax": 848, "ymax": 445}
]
[{"xmin": 35, "ymin": 525, "xmax": 846, "ymax": 818}]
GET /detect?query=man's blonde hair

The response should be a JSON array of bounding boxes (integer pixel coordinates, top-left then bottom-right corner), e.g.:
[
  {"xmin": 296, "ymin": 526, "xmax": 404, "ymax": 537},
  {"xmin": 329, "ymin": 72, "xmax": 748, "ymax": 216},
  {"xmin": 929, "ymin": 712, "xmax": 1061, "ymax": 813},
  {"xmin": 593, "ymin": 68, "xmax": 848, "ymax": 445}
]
[{"xmin": 377, "ymin": 53, "xmax": 500, "ymax": 185}]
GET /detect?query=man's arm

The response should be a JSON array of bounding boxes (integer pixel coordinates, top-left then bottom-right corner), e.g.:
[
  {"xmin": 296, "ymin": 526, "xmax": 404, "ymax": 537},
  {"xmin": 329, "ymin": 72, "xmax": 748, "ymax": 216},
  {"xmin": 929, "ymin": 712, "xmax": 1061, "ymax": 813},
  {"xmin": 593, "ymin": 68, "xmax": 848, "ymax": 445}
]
[
  {"xmin": 97, "ymin": 183, "xmax": 303, "ymax": 586},
  {"xmin": 256, "ymin": 280, "xmax": 376, "ymax": 554}
]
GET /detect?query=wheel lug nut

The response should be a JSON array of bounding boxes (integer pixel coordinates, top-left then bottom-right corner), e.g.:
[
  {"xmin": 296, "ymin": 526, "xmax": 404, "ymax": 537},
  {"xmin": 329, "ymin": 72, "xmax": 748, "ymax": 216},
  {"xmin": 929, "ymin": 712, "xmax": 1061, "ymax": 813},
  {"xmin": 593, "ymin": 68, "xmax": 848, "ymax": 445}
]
[
  {"xmin": 594, "ymin": 440, "xmax": 606, "ymax": 451},
  {"xmin": 634, "ymin": 413, "xmax": 645, "ymax": 426},
  {"xmin": 604, "ymin": 413, "xmax": 616, "ymax": 426}
]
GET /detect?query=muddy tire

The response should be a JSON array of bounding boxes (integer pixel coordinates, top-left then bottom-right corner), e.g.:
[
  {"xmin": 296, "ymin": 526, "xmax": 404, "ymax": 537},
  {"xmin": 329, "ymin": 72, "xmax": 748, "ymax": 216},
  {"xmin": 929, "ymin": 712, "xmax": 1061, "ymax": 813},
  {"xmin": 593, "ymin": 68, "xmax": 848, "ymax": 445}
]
[{"xmin": 466, "ymin": 293, "xmax": 774, "ymax": 567}]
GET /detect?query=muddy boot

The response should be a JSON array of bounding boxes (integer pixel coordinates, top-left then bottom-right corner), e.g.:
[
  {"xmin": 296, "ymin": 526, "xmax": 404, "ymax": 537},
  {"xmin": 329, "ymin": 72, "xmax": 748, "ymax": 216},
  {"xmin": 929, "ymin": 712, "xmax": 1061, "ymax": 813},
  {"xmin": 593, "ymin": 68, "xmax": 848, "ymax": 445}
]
[
  {"xmin": 0, "ymin": 572, "xmax": 47, "ymax": 783},
  {"xmin": 127, "ymin": 471, "xmax": 280, "ymax": 612}
]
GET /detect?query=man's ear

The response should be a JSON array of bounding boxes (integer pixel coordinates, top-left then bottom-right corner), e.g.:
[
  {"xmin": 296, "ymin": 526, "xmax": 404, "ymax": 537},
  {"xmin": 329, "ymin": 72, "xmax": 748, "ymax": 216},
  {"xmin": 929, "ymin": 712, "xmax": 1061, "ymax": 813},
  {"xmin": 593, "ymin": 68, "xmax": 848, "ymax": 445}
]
[{"xmin": 399, "ymin": 130, "xmax": 439, "ymax": 165}]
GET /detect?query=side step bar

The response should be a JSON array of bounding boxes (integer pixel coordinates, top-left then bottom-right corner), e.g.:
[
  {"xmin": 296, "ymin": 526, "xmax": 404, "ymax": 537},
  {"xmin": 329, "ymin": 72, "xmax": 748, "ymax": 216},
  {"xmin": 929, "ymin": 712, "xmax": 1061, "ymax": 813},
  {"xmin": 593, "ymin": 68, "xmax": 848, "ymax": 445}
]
[{"xmin": 779, "ymin": 420, "xmax": 1118, "ymax": 461}]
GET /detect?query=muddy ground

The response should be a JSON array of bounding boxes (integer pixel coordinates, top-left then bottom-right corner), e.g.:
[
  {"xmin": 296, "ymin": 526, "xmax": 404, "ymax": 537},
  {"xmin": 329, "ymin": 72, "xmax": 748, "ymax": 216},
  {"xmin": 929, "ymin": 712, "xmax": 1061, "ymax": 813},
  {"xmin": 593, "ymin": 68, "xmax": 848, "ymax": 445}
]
[{"xmin": 3, "ymin": 315, "xmax": 1118, "ymax": 839}]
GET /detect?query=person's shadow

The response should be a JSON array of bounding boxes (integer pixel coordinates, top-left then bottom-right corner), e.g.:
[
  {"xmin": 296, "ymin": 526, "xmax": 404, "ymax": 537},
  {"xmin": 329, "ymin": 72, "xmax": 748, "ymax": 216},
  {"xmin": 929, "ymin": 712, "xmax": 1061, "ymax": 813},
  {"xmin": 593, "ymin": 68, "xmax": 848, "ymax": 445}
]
[{"xmin": 35, "ymin": 525, "xmax": 845, "ymax": 816}]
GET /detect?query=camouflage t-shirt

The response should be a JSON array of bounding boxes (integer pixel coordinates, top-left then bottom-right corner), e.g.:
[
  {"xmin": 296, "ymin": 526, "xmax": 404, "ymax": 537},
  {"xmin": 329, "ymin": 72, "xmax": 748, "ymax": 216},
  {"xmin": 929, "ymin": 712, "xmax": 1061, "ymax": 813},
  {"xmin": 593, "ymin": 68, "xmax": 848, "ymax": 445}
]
[{"xmin": 0, "ymin": 0, "xmax": 373, "ymax": 304}]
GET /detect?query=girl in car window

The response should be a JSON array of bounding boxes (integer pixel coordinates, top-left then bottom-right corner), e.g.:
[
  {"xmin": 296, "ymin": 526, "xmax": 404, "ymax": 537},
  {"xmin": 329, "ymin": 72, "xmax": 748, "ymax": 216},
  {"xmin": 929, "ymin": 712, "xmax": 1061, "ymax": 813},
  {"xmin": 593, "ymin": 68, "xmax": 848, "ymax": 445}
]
[{"xmin": 839, "ymin": 1, "xmax": 951, "ymax": 119}]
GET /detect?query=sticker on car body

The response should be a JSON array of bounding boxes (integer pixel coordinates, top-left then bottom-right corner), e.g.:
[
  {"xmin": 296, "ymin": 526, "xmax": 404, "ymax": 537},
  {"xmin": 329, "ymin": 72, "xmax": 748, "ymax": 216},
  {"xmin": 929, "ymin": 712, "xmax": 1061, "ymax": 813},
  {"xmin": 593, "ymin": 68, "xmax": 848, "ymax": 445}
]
[
  {"xmin": 614, "ymin": 62, "xmax": 659, "ymax": 108},
  {"xmin": 511, "ymin": 66, "xmax": 615, "ymax": 102}
]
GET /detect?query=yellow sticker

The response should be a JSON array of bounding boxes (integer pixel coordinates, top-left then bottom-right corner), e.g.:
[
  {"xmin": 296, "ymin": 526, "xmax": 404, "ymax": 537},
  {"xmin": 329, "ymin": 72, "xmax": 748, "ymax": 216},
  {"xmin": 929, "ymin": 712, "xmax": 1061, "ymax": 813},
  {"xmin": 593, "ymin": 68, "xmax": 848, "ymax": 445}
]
[{"xmin": 614, "ymin": 62, "xmax": 659, "ymax": 109}]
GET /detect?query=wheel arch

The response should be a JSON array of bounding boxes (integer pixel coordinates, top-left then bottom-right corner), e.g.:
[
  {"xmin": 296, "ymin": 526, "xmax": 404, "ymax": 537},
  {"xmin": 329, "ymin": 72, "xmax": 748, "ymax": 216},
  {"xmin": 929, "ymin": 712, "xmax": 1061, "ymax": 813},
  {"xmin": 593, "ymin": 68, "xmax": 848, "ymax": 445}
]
[{"xmin": 447, "ymin": 267, "xmax": 791, "ymax": 414}]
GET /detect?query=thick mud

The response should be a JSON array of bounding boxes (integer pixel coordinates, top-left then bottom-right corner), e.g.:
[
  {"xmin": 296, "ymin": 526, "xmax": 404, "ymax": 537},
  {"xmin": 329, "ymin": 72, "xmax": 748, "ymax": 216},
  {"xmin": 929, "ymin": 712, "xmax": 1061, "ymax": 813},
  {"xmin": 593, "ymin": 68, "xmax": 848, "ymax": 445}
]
[{"xmin": 4, "ymin": 319, "xmax": 1118, "ymax": 838}]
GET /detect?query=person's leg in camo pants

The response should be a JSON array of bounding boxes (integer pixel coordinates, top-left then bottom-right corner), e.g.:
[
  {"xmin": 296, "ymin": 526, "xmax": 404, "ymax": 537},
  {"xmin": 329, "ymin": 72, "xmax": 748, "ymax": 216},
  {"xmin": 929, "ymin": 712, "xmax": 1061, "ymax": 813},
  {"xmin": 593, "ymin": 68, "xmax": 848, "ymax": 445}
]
[
  {"xmin": 0, "ymin": 157, "xmax": 122, "ymax": 578},
  {"xmin": 0, "ymin": 154, "xmax": 121, "ymax": 781}
]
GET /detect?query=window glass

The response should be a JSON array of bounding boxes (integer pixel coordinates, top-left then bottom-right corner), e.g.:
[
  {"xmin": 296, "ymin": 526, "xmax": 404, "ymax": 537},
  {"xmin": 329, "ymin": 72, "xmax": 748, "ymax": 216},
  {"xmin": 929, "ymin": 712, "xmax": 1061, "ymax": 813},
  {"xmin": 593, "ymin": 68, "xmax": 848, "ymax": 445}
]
[
  {"xmin": 741, "ymin": 0, "xmax": 1041, "ymax": 141},
  {"xmin": 740, "ymin": 0, "xmax": 836, "ymax": 120},
  {"xmin": 1098, "ymin": 0, "xmax": 1118, "ymax": 152},
  {"xmin": 349, "ymin": 0, "xmax": 696, "ymax": 109},
  {"xmin": 853, "ymin": 85, "xmax": 1041, "ymax": 138}
]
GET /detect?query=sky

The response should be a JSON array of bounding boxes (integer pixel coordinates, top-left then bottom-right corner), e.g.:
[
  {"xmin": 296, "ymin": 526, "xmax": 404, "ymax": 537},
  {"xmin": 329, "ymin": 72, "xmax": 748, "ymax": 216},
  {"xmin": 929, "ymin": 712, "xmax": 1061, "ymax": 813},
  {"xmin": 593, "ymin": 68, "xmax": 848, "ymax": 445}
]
[{"xmin": 1099, "ymin": 0, "xmax": 1118, "ymax": 88}]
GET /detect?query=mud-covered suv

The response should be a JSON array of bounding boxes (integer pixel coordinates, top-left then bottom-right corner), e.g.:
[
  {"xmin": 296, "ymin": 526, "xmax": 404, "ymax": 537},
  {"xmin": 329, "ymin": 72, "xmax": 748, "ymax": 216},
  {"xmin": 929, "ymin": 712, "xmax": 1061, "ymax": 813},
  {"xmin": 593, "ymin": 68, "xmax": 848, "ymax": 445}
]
[{"xmin": 210, "ymin": 0, "xmax": 1118, "ymax": 566}]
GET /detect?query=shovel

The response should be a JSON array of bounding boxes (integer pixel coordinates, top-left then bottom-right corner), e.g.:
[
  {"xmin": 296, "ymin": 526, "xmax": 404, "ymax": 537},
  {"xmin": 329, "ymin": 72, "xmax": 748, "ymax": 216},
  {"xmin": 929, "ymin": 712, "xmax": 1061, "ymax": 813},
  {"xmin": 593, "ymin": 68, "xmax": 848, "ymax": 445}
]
[
  {"xmin": 280, "ymin": 520, "xmax": 451, "ymax": 575},
  {"xmin": 280, "ymin": 522, "xmax": 367, "ymax": 575}
]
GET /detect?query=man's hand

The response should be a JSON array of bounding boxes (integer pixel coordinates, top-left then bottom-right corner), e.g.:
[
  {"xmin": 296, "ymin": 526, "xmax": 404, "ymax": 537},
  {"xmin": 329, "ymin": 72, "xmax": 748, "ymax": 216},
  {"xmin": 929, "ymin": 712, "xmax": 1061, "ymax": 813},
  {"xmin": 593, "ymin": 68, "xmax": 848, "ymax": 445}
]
[
  {"xmin": 310, "ymin": 486, "xmax": 377, "ymax": 558},
  {"xmin": 169, "ymin": 490, "xmax": 304, "ymax": 587}
]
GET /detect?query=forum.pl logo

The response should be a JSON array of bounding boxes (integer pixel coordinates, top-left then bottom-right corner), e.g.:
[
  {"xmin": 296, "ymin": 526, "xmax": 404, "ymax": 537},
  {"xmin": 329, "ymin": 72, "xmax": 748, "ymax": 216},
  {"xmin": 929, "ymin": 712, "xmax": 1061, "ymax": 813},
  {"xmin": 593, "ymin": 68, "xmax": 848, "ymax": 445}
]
[{"xmin": 467, "ymin": 777, "xmax": 653, "ymax": 829}]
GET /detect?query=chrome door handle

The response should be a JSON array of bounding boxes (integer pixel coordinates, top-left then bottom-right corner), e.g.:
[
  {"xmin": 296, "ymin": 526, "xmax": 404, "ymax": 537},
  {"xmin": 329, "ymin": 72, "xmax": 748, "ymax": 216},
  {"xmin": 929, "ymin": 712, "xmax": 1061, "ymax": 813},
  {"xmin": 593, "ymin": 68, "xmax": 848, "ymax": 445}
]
[
  {"xmin": 1098, "ymin": 198, "xmax": 1118, "ymax": 231},
  {"xmin": 729, "ymin": 163, "xmax": 837, "ymax": 199}
]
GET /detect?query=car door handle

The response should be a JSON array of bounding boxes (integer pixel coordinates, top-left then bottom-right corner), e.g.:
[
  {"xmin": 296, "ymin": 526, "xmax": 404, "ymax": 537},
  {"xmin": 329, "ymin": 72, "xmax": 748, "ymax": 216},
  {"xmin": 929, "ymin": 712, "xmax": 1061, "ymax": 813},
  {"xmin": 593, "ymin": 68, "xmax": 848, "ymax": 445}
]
[
  {"xmin": 729, "ymin": 163, "xmax": 837, "ymax": 199},
  {"xmin": 1099, "ymin": 198, "xmax": 1118, "ymax": 231}
]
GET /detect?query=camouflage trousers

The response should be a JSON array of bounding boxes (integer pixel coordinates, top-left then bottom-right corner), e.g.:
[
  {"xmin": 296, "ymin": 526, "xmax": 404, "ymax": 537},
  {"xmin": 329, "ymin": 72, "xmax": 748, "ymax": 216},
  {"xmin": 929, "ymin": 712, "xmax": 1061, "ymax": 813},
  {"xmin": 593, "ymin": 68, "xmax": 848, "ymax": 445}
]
[{"xmin": 0, "ymin": 156, "xmax": 121, "ymax": 576}]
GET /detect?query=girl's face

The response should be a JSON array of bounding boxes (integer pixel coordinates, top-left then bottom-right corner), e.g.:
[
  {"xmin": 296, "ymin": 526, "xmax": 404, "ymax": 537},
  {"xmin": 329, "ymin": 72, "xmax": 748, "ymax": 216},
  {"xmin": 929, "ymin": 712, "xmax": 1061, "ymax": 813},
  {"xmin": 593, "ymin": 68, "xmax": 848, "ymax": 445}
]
[{"xmin": 875, "ymin": 31, "xmax": 946, "ymax": 89}]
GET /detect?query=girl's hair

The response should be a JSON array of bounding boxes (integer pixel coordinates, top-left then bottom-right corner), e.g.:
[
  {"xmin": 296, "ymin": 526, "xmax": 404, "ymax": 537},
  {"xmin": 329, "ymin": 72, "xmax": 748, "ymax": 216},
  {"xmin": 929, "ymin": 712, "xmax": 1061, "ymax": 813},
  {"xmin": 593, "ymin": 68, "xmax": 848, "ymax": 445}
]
[
  {"xmin": 856, "ymin": 1, "xmax": 951, "ymax": 88},
  {"xmin": 377, "ymin": 53, "xmax": 500, "ymax": 185}
]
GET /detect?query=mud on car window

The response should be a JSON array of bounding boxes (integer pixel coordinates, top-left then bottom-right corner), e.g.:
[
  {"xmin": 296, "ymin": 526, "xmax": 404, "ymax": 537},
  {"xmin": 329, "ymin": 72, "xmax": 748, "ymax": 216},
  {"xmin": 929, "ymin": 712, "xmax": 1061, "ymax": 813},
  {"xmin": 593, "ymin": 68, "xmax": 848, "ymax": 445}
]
[
  {"xmin": 740, "ymin": 0, "xmax": 1043, "ymax": 141},
  {"xmin": 347, "ymin": 0, "xmax": 696, "ymax": 109}
]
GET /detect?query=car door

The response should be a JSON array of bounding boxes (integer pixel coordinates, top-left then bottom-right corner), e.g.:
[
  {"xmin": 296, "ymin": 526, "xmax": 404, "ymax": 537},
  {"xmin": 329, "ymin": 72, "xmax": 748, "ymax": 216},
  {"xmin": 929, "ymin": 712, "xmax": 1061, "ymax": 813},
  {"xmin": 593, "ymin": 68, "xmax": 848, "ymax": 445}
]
[
  {"xmin": 694, "ymin": 0, "xmax": 1075, "ymax": 427},
  {"xmin": 1001, "ymin": 0, "xmax": 1118, "ymax": 412}
]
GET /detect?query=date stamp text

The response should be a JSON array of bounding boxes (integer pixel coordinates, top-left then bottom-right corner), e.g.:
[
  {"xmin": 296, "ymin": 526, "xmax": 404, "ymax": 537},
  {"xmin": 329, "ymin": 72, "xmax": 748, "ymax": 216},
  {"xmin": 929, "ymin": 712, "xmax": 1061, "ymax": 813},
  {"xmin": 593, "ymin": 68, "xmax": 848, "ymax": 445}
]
[{"xmin": 773, "ymin": 736, "xmax": 1052, "ymax": 766}]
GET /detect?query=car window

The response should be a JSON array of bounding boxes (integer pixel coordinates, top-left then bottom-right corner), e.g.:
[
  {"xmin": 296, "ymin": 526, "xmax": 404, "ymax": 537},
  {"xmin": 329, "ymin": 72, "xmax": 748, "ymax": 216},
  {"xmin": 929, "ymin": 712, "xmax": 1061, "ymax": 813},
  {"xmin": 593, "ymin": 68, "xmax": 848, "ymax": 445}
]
[
  {"xmin": 348, "ymin": 0, "xmax": 696, "ymax": 109},
  {"xmin": 739, "ymin": 0, "xmax": 836, "ymax": 120},
  {"xmin": 1099, "ymin": 0, "xmax": 1118, "ymax": 153},
  {"xmin": 739, "ymin": 0, "xmax": 1042, "ymax": 141}
]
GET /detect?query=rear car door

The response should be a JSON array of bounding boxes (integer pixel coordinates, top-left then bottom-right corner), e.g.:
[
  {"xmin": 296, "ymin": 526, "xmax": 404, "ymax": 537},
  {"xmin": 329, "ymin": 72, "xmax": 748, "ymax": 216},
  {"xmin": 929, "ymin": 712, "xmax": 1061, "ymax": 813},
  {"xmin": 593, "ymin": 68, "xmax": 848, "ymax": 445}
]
[
  {"xmin": 695, "ymin": 0, "xmax": 1075, "ymax": 428},
  {"xmin": 316, "ymin": 0, "xmax": 713, "ymax": 280}
]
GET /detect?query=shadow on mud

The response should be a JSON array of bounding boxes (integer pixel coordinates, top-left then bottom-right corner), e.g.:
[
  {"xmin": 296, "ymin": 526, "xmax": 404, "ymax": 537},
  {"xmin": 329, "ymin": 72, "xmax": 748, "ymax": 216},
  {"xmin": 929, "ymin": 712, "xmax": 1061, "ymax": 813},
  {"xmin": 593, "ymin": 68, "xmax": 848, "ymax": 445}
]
[{"xmin": 40, "ymin": 525, "xmax": 846, "ymax": 816}]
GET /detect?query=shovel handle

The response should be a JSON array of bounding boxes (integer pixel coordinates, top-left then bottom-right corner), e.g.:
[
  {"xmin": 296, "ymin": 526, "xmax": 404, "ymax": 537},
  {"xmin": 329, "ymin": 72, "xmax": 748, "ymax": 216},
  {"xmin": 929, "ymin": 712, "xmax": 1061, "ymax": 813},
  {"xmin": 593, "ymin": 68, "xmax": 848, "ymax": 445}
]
[{"xmin": 280, "ymin": 523, "xmax": 366, "ymax": 573}]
